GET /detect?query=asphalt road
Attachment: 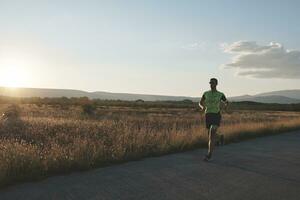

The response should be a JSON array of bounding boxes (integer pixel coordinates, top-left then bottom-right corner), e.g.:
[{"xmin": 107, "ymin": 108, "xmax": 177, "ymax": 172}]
[{"xmin": 1, "ymin": 131, "xmax": 300, "ymax": 200}]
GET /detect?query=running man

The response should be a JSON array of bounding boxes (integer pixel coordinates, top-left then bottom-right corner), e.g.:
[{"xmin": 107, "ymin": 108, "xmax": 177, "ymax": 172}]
[{"xmin": 199, "ymin": 78, "xmax": 229, "ymax": 161}]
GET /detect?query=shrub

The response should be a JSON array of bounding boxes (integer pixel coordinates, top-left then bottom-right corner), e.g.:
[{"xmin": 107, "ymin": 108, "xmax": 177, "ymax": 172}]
[
  {"xmin": 2, "ymin": 104, "xmax": 21, "ymax": 119},
  {"xmin": 81, "ymin": 103, "xmax": 97, "ymax": 115}
]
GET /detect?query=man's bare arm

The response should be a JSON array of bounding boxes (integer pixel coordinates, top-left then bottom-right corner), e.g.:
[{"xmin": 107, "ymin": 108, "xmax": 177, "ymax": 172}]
[
  {"xmin": 221, "ymin": 94, "xmax": 230, "ymax": 113},
  {"xmin": 223, "ymin": 99, "xmax": 229, "ymax": 107},
  {"xmin": 222, "ymin": 99, "xmax": 230, "ymax": 113},
  {"xmin": 199, "ymin": 95, "xmax": 206, "ymax": 111}
]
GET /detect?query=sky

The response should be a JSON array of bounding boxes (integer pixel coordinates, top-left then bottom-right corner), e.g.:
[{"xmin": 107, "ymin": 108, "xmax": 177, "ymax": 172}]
[{"xmin": 0, "ymin": 0, "xmax": 300, "ymax": 97}]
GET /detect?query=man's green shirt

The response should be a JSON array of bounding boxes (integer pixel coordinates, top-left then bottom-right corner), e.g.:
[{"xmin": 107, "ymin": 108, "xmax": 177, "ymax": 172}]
[{"xmin": 202, "ymin": 90, "xmax": 227, "ymax": 114}]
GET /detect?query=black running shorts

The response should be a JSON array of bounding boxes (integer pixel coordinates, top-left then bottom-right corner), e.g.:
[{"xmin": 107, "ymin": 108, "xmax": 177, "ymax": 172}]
[{"xmin": 205, "ymin": 112, "xmax": 221, "ymax": 129}]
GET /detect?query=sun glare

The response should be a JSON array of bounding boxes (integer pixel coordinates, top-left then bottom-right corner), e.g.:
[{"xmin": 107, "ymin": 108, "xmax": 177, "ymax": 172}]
[{"xmin": 0, "ymin": 57, "xmax": 31, "ymax": 88}]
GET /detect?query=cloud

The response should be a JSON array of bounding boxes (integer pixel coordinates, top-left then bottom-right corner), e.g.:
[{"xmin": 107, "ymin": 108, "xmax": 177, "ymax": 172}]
[{"xmin": 221, "ymin": 41, "xmax": 300, "ymax": 79}]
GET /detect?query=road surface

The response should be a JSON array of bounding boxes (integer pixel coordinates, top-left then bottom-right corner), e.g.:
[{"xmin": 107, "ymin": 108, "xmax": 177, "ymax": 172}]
[{"xmin": 0, "ymin": 131, "xmax": 300, "ymax": 200}]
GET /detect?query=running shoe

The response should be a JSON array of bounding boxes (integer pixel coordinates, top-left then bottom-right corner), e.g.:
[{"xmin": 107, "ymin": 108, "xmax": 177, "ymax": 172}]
[{"xmin": 203, "ymin": 154, "xmax": 212, "ymax": 162}]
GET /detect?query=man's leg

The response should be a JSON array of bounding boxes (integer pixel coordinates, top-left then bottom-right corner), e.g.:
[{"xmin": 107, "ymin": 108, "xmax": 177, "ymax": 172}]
[
  {"xmin": 208, "ymin": 125, "xmax": 218, "ymax": 157},
  {"xmin": 219, "ymin": 134, "xmax": 225, "ymax": 145},
  {"xmin": 215, "ymin": 132, "xmax": 224, "ymax": 146}
]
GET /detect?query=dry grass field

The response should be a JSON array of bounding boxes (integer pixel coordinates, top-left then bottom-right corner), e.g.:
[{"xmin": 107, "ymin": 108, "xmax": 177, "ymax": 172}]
[{"xmin": 0, "ymin": 103, "xmax": 300, "ymax": 187}]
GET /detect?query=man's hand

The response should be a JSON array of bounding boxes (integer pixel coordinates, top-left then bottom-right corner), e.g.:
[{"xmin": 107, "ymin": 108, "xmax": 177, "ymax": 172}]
[
  {"xmin": 222, "ymin": 101, "xmax": 232, "ymax": 114},
  {"xmin": 199, "ymin": 95, "xmax": 206, "ymax": 114},
  {"xmin": 198, "ymin": 102, "xmax": 206, "ymax": 114},
  {"xmin": 199, "ymin": 107, "xmax": 206, "ymax": 114}
]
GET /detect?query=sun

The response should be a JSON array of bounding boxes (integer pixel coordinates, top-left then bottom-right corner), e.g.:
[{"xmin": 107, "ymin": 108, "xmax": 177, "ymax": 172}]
[
  {"xmin": 0, "ymin": 58, "xmax": 31, "ymax": 88},
  {"xmin": 0, "ymin": 67, "xmax": 25, "ymax": 88}
]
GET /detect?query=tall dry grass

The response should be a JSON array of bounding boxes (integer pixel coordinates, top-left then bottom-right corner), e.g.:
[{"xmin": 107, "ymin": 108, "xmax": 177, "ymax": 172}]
[{"xmin": 0, "ymin": 104, "xmax": 300, "ymax": 187}]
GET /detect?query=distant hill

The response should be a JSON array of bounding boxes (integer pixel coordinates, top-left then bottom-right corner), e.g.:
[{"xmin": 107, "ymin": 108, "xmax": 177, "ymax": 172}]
[
  {"xmin": 255, "ymin": 90, "xmax": 300, "ymax": 99},
  {"xmin": 228, "ymin": 89, "xmax": 300, "ymax": 104},
  {"xmin": 1, "ymin": 87, "xmax": 300, "ymax": 104},
  {"xmin": 89, "ymin": 91, "xmax": 201, "ymax": 101},
  {"xmin": 228, "ymin": 95, "xmax": 300, "ymax": 104},
  {"xmin": 0, "ymin": 87, "xmax": 200, "ymax": 102}
]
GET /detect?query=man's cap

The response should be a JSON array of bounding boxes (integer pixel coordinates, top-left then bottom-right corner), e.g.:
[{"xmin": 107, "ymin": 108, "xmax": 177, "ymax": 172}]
[{"xmin": 209, "ymin": 78, "xmax": 218, "ymax": 84}]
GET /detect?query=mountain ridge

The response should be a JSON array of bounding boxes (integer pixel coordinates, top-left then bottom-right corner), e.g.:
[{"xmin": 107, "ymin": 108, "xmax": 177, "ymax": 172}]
[{"xmin": 1, "ymin": 86, "xmax": 300, "ymax": 104}]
